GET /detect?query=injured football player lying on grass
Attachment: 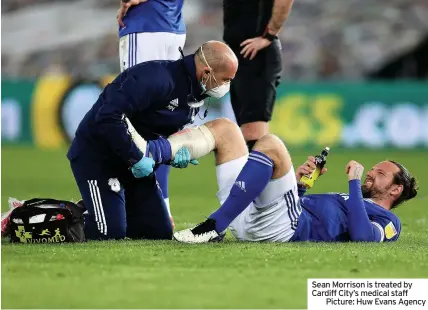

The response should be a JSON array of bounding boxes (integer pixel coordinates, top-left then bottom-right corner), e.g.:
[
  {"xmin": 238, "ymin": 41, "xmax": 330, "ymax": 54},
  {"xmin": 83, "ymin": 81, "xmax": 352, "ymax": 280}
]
[
  {"xmin": 164, "ymin": 119, "xmax": 418, "ymax": 243},
  {"xmin": 2, "ymin": 118, "xmax": 418, "ymax": 243}
]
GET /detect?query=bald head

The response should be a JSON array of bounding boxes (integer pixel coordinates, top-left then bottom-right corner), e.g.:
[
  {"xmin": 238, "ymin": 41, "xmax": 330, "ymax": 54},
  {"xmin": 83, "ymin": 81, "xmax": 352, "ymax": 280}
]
[
  {"xmin": 196, "ymin": 40, "xmax": 238, "ymax": 73},
  {"xmin": 194, "ymin": 41, "xmax": 238, "ymax": 97}
]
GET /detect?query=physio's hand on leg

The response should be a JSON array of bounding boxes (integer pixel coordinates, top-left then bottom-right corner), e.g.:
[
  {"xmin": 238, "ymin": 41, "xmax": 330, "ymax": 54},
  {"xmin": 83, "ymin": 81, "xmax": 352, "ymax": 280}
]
[
  {"xmin": 171, "ymin": 147, "xmax": 199, "ymax": 169},
  {"xmin": 131, "ymin": 157, "xmax": 155, "ymax": 178}
]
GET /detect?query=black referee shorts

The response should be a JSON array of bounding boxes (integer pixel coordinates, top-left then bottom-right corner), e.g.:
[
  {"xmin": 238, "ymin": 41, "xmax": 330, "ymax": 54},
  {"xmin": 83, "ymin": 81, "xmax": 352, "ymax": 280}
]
[{"xmin": 228, "ymin": 39, "xmax": 282, "ymax": 126}]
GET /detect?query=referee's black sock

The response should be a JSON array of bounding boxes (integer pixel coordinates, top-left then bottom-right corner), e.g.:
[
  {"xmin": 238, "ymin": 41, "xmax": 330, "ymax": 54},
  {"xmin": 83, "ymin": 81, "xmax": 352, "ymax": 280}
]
[{"xmin": 246, "ymin": 140, "xmax": 258, "ymax": 152}]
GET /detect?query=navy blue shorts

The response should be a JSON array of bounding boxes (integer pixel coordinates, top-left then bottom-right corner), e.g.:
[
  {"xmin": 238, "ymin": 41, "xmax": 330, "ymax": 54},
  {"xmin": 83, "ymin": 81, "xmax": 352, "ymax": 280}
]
[{"xmin": 70, "ymin": 157, "xmax": 172, "ymax": 240}]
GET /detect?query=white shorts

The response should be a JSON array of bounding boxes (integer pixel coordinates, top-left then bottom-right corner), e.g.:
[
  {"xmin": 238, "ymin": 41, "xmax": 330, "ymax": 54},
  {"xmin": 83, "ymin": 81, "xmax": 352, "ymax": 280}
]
[
  {"xmin": 119, "ymin": 32, "xmax": 186, "ymax": 71},
  {"xmin": 216, "ymin": 156, "xmax": 302, "ymax": 242}
]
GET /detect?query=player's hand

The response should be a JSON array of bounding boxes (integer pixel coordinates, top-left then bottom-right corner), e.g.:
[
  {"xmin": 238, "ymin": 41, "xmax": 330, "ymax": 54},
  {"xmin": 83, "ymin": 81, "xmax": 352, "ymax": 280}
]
[
  {"xmin": 117, "ymin": 0, "xmax": 147, "ymax": 28},
  {"xmin": 240, "ymin": 37, "xmax": 272, "ymax": 60},
  {"xmin": 346, "ymin": 160, "xmax": 364, "ymax": 181},
  {"xmin": 171, "ymin": 147, "xmax": 199, "ymax": 169},
  {"xmin": 295, "ymin": 156, "xmax": 327, "ymax": 181},
  {"xmin": 131, "ymin": 157, "xmax": 155, "ymax": 178}
]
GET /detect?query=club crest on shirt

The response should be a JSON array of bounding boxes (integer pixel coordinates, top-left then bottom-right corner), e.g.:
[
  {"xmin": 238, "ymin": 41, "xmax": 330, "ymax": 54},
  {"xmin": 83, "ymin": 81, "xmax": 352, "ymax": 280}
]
[{"xmin": 108, "ymin": 178, "xmax": 121, "ymax": 193}]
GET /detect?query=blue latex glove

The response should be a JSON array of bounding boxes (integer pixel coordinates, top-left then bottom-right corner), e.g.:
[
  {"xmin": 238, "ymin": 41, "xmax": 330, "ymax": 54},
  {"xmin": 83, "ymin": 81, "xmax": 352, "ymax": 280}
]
[
  {"xmin": 171, "ymin": 147, "xmax": 199, "ymax": 169},
  {"xmin": 131, "ymin": 157, "xmax": 155, "ymax": 178}
]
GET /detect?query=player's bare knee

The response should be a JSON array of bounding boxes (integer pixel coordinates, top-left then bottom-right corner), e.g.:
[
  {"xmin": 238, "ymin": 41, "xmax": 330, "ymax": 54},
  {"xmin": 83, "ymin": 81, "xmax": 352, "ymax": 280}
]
[
  {"xmin": 206, "ymin": 118, "xmax": 242, "ymax": 148},
  {"xmin": 206, "ymin": 118, "xmax": 236, "ymax": 139},
  {"xmin": 253, "ymin": 134, "xmax": 292, "ymax": 179},
  {"xmin": 205, "ymin": 118, "xmax": 247, "ymax": 164}
]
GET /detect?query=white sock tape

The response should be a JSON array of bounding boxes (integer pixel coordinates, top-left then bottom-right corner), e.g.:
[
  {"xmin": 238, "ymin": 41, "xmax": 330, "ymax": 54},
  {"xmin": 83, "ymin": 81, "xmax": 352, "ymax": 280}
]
[{"xmin": 168, "ymin": 125, "xmax": 215, "ymax": 159}]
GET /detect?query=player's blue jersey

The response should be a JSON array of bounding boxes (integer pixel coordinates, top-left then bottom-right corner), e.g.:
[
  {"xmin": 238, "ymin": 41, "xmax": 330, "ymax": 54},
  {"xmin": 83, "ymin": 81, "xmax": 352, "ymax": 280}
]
[
  {"xmin": 119, "ymin": 0, "xmax": 186, "ymax": 38},
  {"xmin": 290, "ymin": 193, "xmax": 401, "ymax": 242}
]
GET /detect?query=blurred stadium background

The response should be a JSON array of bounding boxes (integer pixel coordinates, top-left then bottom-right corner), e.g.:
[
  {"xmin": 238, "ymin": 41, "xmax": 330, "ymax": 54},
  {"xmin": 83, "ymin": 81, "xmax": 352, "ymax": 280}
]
[
  {"xmin": 1, "ymin": 0, "xmax": 427, "ymax": 150},
  {"xmin": 1, "ymin": 1, "xmax": 428, "ymax": 308},
  {"xmin": 2, "ymin": 0, "xmax": 428, "ymax": 79}
]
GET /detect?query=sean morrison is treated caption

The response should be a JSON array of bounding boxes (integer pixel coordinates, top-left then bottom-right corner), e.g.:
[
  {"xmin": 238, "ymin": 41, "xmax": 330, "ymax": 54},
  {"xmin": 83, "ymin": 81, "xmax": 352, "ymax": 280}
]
[{"xmin": 307, "ymin": 279, "xmax": 428, "ymax": 309}]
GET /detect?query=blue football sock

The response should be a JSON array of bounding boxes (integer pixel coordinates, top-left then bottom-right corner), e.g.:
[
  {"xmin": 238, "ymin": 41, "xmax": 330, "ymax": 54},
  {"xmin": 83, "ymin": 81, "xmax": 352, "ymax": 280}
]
[
  {"xmin": 210, "ymin": 151, "xmax": 274, "ymax": 233},
  {"xmin": 147, "ymin": 137, "xmax": 172, "ymax": 164},
  {"xmin": 155, "ymin": 164, "xmax": 170, "ymax": 199}
]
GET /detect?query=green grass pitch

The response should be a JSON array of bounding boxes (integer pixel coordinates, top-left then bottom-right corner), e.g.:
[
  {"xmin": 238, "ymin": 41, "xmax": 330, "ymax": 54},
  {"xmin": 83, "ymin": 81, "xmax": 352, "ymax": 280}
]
[{"xmin": 2, "ymin": 146, "xmax": 428, "ymax": 309}]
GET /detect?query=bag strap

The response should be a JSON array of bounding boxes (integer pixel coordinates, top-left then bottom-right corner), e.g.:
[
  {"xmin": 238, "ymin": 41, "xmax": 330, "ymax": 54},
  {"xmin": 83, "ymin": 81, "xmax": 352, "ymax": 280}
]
[
  {"xmin": 11, "ymin": 203, "xmax": 71, "ymax": 225},
  {"xmin": 23, "ymin": 198, "xmax": 67, "ymax": 208}
]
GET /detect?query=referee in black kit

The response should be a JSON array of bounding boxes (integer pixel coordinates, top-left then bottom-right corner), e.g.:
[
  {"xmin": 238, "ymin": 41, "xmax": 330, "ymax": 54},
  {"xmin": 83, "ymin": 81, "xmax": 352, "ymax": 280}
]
[{"xmin": 223, "ymin": 0, "xmax": 294, "ymax": 149}]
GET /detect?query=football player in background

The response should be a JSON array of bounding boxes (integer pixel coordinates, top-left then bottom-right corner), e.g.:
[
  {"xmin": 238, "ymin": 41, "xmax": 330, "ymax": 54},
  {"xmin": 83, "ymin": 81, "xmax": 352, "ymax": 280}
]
[
  {"xmin": 145, "ymin": 126, "xmax": 418, "ymax": 243},
  {"xmin": 117, "ymin": 0, "xmax": 187, "ymax": 227}
]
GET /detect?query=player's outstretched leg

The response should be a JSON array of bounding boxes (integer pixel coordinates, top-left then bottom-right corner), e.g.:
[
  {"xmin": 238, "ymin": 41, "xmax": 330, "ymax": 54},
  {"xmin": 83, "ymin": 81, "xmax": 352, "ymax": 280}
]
[
  {"xmin": 173, "ymin": 134, "xmax": 291, "ymax": 243},
  {"xmin": 147, "ymin": 118, "xmax": 248, "ymax": 166}
]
